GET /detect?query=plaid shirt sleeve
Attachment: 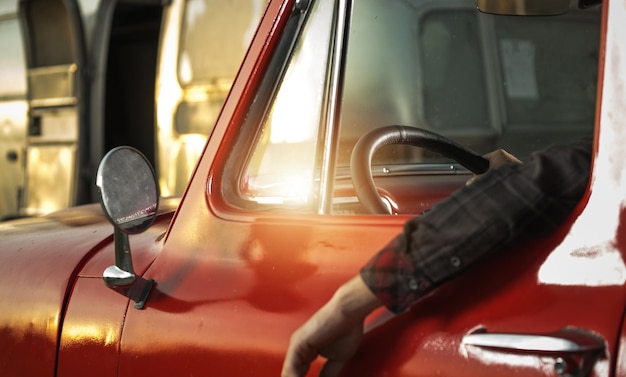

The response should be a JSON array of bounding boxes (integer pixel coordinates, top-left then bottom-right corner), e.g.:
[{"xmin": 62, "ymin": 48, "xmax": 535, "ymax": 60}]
[{"xmin": 360, "ymin": 139, "xmax": 592, "ymax": 313}]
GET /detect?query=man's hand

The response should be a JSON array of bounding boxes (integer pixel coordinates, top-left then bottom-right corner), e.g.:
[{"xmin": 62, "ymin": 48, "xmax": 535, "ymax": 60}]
[
  {"xmin": 466, "ymin": 149, "xmax": 522, "ymax": 186},
  {"xmin": 282, "ymin": 276, "xmax": 382, "ymax": 377}
]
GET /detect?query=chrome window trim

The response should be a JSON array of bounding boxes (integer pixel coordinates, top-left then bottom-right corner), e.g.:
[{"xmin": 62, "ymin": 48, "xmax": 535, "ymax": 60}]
[{"xmin": 318, "ymin": 0, "xmax": 349, "ymax": 214}]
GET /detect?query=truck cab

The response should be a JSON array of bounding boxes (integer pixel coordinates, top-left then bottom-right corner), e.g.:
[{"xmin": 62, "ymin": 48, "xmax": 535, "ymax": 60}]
[{"xmin": 1, "ymin": 0, "xmax": 624, "ymax": 376}]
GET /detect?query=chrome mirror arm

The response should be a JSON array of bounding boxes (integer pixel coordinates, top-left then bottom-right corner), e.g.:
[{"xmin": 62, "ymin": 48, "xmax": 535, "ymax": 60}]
[{"xmin": 103, "ymin": 228, "xmax": 136, "ymax": 287}]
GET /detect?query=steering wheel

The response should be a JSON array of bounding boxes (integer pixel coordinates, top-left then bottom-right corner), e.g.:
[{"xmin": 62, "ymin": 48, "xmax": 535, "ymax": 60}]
[{"xmin": 350, "ymin": 125, "xmax": 489, "ymax": 214}]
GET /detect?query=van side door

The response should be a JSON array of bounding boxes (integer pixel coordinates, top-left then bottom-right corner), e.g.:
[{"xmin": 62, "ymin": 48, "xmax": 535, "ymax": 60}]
[{"xmin": 0, "ymin": 4, "xmax": 27, "ymax": 220}]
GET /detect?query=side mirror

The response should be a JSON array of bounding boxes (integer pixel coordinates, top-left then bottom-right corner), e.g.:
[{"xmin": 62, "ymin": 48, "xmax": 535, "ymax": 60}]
[
  {"xmin": 476, "ymin": 0, "xmax": 570, "ymax": 15},
  {"xmin": 97, "ymin": 146, "xmax": 159, "ymax": 234},
  {"xmin": 96, "ymin": 146, "xmax": 159, "ymax": 292}
]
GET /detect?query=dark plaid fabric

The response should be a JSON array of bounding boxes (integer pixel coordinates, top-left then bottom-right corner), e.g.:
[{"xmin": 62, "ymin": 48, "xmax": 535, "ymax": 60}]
[{"xmin": 360, "ymin": 139, "xmax": 592, "ymax": 313}]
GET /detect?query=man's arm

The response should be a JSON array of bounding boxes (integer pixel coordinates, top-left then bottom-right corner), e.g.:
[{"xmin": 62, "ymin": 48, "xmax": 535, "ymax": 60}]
[
  {"xmin": 282, "ymin": 140, "xmax": 592, "ymax": 376},
  {"xmin": 361, "ymin": 140, "xmax": 591, "ymax": 313},
  {"xmin": 281, "ymin": 276, "xmax": 382, "ymax": 377},
  {"xmin": 281, "ymin": 149, "xmax": 526, "ymax": 377}
]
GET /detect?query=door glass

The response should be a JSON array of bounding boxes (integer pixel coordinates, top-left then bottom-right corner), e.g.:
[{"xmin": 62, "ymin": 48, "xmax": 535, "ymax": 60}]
[
  {"xmin": 338, "ymin": 0, "xmax": 600, "ymax": 167},
  {"xmin": 333, "ymin": 0, "xmax": 599, "ymax": 214},
  {"xmin": 229, "ymin": 0, "xmax": 600, "ymax": 215},
  {"xmin": 240, "ymin": 0, "xmax": 336, "ymax": 207}
]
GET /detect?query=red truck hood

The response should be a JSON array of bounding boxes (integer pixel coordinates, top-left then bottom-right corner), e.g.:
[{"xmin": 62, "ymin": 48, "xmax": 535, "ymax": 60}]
[{"xmin": 0, "ymin": 198, "xmax": 178, "ymax": 376}]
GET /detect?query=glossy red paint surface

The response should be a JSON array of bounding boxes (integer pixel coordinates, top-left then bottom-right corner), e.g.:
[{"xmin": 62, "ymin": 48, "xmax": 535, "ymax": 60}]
[
  {"xmin": 0, "ymin": 205, "xmax": 113, "ymax": 376},
  {"xmin": 1, "ymin": 0, "xmax": 626, "ymax": 376},
  {"xmin": 56, "ymin": 278, "xmax": 127, "ymax": 377},
  {"xmin": 56, "ymin": 208, "xmax": 176, "ymax": 377},
  {"xmin": 0, "ymin": 199, "xmax": 177, "ymax": 377},
  {"xmin": 616, "ymin": 314, "xmax": 626, "ymax": 377}
]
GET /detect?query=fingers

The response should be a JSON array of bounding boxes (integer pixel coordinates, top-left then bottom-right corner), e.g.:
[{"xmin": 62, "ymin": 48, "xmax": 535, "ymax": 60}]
[
  {"xmin": 282, "ymin": 277, "xmax": 381, "ymax": 377},
  {"xmin": 282, "ymin": 331, "xmax": 319, "ymax": 377},
  {"xmin": 483, "ymin": 149, "xmax": 522, "ymax": 169},
  {"xmin": 319, "ymin": 359, "xmax": 346, "ymax": 377},
  {"xmin": 282, "ymin": 352, "xmax": 345, "ymax": 377},
  {"xmin": 466, "ymin": 149, "xmax": 522, "ymax": 186},
  {"xmin": 282, "ymin": 315, "xmax": 351, "ymax": 377},
  {"xmin": 465, "ymin": 175, "xmax": 479, "ymax": 186}
]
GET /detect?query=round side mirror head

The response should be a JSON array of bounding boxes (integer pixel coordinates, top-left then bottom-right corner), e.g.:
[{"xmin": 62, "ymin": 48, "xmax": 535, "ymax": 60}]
[{"xmin": 96, "ymin": 146, "xmax": 159, "ymax": 234}]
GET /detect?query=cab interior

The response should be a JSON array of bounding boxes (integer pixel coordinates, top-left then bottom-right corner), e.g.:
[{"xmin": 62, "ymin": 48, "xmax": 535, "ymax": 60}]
[{"xmin": 225, "ymin": 0, "xmax": 601, "ymax": 216}]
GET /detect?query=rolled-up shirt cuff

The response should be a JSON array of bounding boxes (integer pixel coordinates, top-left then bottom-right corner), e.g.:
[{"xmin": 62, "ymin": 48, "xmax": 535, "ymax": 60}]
[{"xmin": 360, "ymin": 238, "xmax": 433, "ymax": 314}]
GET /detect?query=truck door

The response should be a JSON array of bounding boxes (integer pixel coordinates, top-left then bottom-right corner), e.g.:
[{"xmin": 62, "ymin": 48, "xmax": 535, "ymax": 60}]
[{"xmin": 19, "ymin": 0, "xmax": 87, "ymax": 217}]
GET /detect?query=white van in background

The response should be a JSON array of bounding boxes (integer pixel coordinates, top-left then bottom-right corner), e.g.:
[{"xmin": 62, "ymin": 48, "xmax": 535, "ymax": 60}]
[{"xmin": 0, "ymin": 0, "xmax": 266, "ymax": 220}]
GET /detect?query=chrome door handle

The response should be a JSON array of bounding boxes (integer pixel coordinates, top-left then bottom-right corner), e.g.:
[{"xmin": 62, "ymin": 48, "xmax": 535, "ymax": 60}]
[{"xmin": 462, "ymin": 327, "xmax": 605, "ymax": 377}]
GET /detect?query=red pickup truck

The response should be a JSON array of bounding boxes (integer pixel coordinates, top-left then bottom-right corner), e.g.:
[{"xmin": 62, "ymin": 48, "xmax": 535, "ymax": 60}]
[{"xmin": 1, "ymin": 0, "xmax": 624, "ymax": 376}]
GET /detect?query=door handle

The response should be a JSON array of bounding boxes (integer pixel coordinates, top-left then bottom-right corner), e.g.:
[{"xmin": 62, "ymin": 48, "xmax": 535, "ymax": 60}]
[
  {"xmin": 462, "ymin": 327, "xmax": 604, "ymax": 377},
  {"xmin": 6, "ymin": 150, "xmax": 18, "ymax": 162}
]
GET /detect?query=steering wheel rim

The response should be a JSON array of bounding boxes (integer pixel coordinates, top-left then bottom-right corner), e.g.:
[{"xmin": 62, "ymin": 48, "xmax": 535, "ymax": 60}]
[{"xmin": 350, "ymin": 125, "xmax": 489, "ymax": 214}]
